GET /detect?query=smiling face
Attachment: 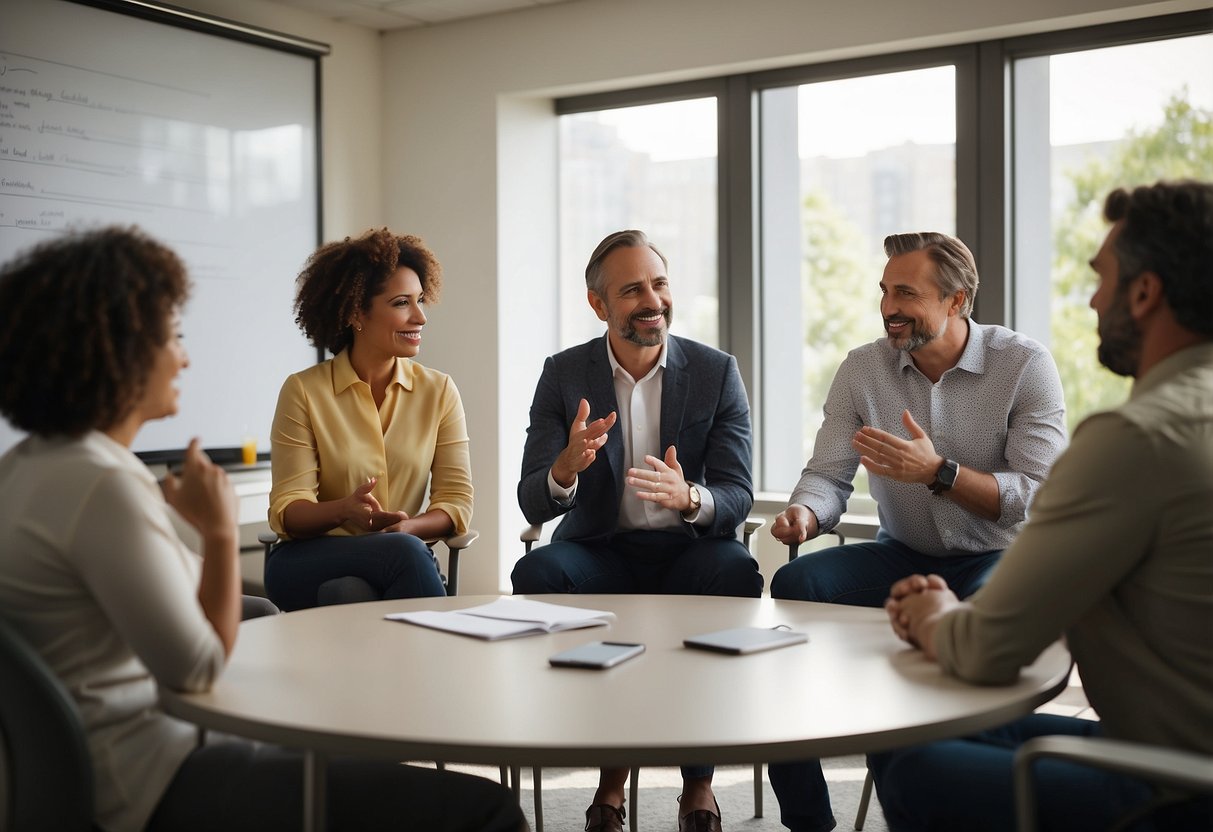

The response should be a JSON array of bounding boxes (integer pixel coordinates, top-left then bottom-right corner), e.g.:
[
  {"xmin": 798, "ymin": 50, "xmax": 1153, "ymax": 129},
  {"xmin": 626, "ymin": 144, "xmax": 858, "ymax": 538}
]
[
  {"xmin": 352, "ymin": 266, "xmax": 427, "ymax": 360},
  {"xmin": 588, "ymin": 245, "xmax": 673, "ymax": 349},
  {"xmin": 133, "ymin": 315, "xmax": 189, "ymax": 424},
  {"xmin": 879, "ymin": 249, "xmax": 958, "ymax": 353}
]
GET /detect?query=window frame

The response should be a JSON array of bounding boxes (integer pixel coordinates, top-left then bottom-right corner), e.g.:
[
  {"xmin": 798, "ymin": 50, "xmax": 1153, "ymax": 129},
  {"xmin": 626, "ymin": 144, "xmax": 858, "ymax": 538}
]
[
  {"xmin": 553, "ymin": 9, "xmax": 1212, "ymax": 500},
  {"xmin": 1001, "ymin": 11, "xmax": 1213, "ymax": 333}
]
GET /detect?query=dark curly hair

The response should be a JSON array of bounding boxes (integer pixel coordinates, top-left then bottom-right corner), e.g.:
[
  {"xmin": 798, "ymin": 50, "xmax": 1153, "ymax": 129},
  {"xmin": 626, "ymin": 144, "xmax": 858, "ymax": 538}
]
[
  {"xmin": 1104, "ymin": 180, "xmax": 1213, "ymax": 337},
  {"xmin": 293, "ymin": 228, "xmax": 444, "ymax": 354},
  {"xmin": 0, "ymin": 227, "xmax": 190, "ymax": 438}
]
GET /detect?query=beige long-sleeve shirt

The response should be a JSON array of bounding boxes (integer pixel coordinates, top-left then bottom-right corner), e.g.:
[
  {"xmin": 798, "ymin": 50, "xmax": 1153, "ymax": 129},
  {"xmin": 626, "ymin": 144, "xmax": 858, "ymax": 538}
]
[
  {"xmin": 935, "ymin": 342, "xmax": 1213, "ymax": 754},
  {"xmin": 0, "ymin": 431, "xmax": 226, "ymax": 832}
]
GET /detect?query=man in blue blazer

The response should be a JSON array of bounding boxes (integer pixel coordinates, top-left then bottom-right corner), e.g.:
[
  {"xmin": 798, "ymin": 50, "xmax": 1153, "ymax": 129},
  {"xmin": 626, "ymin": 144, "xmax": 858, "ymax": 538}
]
[{"xmin": 513, "ymin": 229, "xmax": 763, "ymax": 832}]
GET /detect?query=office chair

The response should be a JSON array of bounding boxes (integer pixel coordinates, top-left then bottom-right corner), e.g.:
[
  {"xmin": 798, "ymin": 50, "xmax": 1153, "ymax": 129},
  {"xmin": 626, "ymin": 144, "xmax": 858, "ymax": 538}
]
[
  {"xmin": 259, "ymin": 529, "xmax": 479, "ymax": 604},
  {"xmin": 788, "ymin": 525, "xmax": 876, "ymax": 831},
  {"xmin": 518, "ymin": 517, "xmax": 767, "ymax": 832},
  {"xmin": 1014, "ymin": 735, "xmax": 1213, "ymax": 832},
  {"xmin": 0, "ymin": 616, "xmax": 95, "ymax": 832}
]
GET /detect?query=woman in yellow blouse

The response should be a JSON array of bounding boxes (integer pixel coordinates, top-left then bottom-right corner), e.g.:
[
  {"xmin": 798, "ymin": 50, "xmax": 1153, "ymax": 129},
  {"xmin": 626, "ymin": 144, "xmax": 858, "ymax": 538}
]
[{"xmin": 265, "ymin": 229, "xmax": 472, "ymax": 610}]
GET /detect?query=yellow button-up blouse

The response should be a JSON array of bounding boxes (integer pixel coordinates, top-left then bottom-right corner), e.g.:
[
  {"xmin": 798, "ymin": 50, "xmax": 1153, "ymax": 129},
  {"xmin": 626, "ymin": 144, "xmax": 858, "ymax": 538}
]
[{"xmin": 268, "ymin": 350, "xmax": 472, "ymax": 540}]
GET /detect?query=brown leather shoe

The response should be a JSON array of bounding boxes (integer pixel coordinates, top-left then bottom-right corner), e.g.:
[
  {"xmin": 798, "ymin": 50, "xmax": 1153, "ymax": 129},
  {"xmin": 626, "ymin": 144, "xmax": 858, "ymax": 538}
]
[
  {"xmin": 677, "ymin": 799, "xmax": 722, "ymax": 832},
  {"xmin": 584, "ymin": 802, "xmax": 625, "ymax": 832}
]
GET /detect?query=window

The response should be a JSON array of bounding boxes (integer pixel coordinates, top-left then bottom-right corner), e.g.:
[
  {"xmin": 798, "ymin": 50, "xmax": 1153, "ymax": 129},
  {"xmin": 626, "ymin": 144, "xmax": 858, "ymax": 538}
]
[
  {"xmin": 558, "ymin": 97, "xmax": 719, "ymax": 350},
  {"xmin": 1011, "ymin": 31, "xmax": 1213, "ymax": 431},
  {"xmin": 553, "ymin": 11, "xmax": 1211, "ymax": 508},
  {"xmin": 757, "ymin": 65, "xmax": 957, "ymax": 494}
]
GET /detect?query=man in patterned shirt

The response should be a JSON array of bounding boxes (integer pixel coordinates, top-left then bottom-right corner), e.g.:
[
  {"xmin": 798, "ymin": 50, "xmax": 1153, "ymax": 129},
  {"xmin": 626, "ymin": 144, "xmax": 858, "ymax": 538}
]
[{"xmin": 766, "ymin": 231, "xmax": 1068, "ymax": 832}]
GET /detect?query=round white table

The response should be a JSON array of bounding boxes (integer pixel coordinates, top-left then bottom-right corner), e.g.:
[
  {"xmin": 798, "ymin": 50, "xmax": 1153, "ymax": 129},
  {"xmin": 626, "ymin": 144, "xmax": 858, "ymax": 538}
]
[{"xmin": 160, "ymin": 594, "xmax": 1071, "ymax": 830}]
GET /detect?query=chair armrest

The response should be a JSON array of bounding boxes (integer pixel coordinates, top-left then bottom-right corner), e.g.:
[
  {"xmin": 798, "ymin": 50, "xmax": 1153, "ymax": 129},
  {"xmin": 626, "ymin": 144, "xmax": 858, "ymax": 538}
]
[
  {"xmin": 443, "ymin": 530, "xmax": 479, "ymax": 553},
  {"xmin": 520, "ymin": 524, "xmax": 542, "ymax": 544},
  {"xmin": 741, "ymin": 517, "xmax": 766, "ymax": 551},
  {"xmin": 1013, "ymin": 735, "xmax": 1213, "ymax": 832},
  {"xmin": 1016, "ymin": 735, "xmax": 1213, "ymax": 793},
  {"xmin": 787, "ymin": 516, "xmax": 882, "ymax": 561},
  {"xmin": 439, "ymin": 529, "xmax": 478, "ymax": 597},
  {"xmin": 257, "ymin": 531, "xmax": 279, "ymax": 556}
]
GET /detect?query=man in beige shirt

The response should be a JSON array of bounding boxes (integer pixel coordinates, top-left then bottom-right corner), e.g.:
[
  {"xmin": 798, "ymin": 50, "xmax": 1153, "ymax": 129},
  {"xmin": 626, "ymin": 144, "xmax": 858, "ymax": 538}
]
[{"xmin": 870, "ymin": 180, "xmax": 1213, "ymax": 831}]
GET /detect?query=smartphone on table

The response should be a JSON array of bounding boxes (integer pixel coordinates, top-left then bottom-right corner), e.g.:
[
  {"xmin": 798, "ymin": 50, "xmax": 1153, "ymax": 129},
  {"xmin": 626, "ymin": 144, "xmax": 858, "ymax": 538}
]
[{"xmin": 549, "ymin": 641, "xmax": 645, "ymax": 669}]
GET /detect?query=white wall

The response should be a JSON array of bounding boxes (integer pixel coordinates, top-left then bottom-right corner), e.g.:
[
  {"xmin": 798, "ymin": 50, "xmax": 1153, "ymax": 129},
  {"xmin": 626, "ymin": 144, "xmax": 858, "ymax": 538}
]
[
  {"xmin": 175, "ymin": 0, "xmax": 383, "ymax": 240},
  {"xmin": 176, "ymin": 0, "xmax": 1202, "ymax": 593}
]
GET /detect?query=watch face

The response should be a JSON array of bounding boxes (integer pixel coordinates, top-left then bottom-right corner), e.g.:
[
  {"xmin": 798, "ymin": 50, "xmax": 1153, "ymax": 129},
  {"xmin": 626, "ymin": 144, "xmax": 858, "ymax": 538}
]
[
  {"xmin": 940, "ymin": 461, "xmax": 958, "ymax": 487},
  {"xmin": 931, "ymin": 460, "xmax": 959, "ymax": 494},
  {"xmin": 937, "ymin": 460, "xmax": 958, "ymax": 491},
  {"xmin": 687, "ymin": 484, "xmax": 701, "ymax": 510}
]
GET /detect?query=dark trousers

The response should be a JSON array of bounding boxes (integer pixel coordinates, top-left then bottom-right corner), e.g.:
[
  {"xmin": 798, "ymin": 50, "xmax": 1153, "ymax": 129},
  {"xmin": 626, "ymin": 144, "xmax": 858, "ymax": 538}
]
[
  {"xmin": 264, "ymin": 532, "xmax": 445, "ymax": 612},
  {"xmin": 768, "ymin": 532, "xmax": 1002, "ymax": 831},
  {"xmin": 511, "ymin": 529, "xmax": 765, "ymax": 779},
  {"xmin": 510, "ymin": 529, "xmax": 765, "ymax": 597},
  {"xmin": 869, "ymin": 714, "xmax": 1213, "ymax": 831},
  {"xmin": 147, "ymin": 739, "xmax": 525, "ymax": 832}
]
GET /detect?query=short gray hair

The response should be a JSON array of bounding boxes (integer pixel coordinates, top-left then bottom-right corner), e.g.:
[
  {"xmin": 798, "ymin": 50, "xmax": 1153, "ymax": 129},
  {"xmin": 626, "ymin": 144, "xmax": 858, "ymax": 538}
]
[
  {"xmin": 883, "ymin": 232, "xmax": 979, "ymax": 318},
  {"xmin": 585, "ymin": 230, "xmax": 669, "ymax": 295}
]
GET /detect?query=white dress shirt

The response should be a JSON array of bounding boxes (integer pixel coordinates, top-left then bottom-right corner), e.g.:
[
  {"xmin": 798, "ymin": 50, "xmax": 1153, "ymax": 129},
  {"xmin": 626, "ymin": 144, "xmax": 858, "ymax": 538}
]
[{"xmin": 548, "ymin": 338, "xmax": 715, "ymax": 529}]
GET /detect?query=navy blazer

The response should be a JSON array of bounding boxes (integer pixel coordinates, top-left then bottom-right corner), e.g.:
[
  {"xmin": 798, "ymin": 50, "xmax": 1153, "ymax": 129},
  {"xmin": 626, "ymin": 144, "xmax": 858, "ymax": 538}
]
[{"xmin": 518, "ymin": 334, "xmax": 753, "ymax": 542}]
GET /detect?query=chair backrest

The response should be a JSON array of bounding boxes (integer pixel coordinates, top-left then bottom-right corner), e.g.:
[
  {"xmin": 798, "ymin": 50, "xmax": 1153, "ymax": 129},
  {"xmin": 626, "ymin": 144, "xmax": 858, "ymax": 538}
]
[{"xmin": 0, "ymin": 616, "xmax": 94, "ymax": 832}]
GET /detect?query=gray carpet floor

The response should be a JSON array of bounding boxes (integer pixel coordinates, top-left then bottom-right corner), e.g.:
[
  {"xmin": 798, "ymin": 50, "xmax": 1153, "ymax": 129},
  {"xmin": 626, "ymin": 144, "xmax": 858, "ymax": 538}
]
[{"xmin": 452, "ymin": 757, "xmax": 886, "ymax": 832}]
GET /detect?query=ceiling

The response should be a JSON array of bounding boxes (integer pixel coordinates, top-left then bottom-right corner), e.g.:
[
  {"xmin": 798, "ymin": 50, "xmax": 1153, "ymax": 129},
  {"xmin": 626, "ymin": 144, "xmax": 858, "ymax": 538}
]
[{"xmin": 267, "ymin": 0, "xmax": 580, "ymax": 30}]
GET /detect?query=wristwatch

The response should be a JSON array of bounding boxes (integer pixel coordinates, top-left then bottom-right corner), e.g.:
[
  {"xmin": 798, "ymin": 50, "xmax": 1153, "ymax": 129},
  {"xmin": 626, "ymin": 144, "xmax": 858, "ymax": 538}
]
[
  {"xmin": 929, "ymin": 459, "xmax": 959, "ymax": 495},
  {"xmin": 682, "ymin": 482, "xmax": 702, "ymax": 517}
]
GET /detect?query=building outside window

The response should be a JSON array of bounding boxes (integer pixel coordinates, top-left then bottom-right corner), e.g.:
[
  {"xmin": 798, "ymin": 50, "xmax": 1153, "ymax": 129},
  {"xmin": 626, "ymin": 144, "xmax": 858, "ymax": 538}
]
[
  {"xmin": 554, "ymin": 14, "xmax": 1211, "ymax": 512},
  {"xmin": 1011, "ymin": 31, "xmax": 1213, "ymax": 432},
  {"xmin": 559, "ymin": 97, "xmax": 719, "ymax": 350},
  {"xmin": 757, "ymin": 65, "xmax": 957, "ymax": 497}
]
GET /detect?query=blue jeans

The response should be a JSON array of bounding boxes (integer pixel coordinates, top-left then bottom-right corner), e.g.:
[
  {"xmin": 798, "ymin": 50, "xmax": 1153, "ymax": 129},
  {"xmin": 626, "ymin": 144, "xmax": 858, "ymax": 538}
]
[
  {"xmin": 512, "ymin": 529, "xmax": 764, "ymax": 779},
  {"xmin": 767, "ymin": 532, "xmax": 1002, "ymax": 831},
  {"xmin": 869, "ymin": 714, "xmax": 1212, "ymax": 831},
  {"xmin": 264, "ymin": 533, "xmax": 446, "ymax": 612}
]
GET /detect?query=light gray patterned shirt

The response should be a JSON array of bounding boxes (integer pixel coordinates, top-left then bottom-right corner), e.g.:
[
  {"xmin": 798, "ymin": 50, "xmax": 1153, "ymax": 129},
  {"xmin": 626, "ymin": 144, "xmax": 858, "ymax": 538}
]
[{"xmin": 790, "ymin": 321, "xmax": 1066, "ymax": 557}]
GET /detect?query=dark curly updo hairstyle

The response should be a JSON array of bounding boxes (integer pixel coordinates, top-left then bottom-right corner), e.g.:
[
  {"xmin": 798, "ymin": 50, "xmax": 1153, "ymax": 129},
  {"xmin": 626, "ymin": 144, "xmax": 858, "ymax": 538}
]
[
  {"xmin": 0, "ymin": 226, "xmax": 190, "ymax": 437},
  {"xmin": 293, "ymin": 228, "xmax": 444, "ymax": 354}
]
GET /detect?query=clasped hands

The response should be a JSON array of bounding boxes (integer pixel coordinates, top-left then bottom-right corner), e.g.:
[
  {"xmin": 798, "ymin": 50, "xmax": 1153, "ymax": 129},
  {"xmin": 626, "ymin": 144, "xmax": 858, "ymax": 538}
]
[
  {"xmin": 552, "ymin": 398, "xmax": 695, "ymax": 513},
  {"xmin": 885, "ymin": 573, "xmax": 963, "ymax": 661},
  {"xmin": 342, "ymin": 477, "xmax": 411, "ymax": 533}
]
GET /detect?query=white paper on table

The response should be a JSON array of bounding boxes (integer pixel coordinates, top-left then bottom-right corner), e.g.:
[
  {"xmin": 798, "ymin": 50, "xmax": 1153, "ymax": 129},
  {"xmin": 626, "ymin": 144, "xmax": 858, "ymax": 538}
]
[{"xmin": 385, "ymin": 597, "xmax": 614, "ymax": 640}]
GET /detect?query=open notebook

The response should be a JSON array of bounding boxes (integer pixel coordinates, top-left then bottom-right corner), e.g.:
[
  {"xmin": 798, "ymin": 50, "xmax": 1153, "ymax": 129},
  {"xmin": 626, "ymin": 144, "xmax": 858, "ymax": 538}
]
[{"xmin": 386, "ymin": 597, "xmax": 614, "ymax": 640}]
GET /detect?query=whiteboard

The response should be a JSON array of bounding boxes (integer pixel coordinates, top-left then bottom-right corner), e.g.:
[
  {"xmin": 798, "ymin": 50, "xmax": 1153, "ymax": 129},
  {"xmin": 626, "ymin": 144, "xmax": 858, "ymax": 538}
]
[{"xmin": 0, "ymin": 0, "xmax": 326, "ymax": 461}]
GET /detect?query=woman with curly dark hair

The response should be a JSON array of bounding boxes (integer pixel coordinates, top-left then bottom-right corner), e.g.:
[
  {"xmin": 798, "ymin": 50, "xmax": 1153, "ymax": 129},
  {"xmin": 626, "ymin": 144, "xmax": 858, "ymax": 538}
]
[
  {"xmin": 0, "ymin": 227, "xmax": 523, "ymax": 832},
  {"xmin": 264, "ymin": 228, "xmax": 472, "ymax": 609}
]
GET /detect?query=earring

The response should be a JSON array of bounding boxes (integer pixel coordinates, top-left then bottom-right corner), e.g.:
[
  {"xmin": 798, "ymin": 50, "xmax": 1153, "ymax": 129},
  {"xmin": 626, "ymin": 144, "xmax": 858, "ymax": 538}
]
[{"xmin": 355, "ymin": 323, "xmax": 362, "ymax": 332}]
